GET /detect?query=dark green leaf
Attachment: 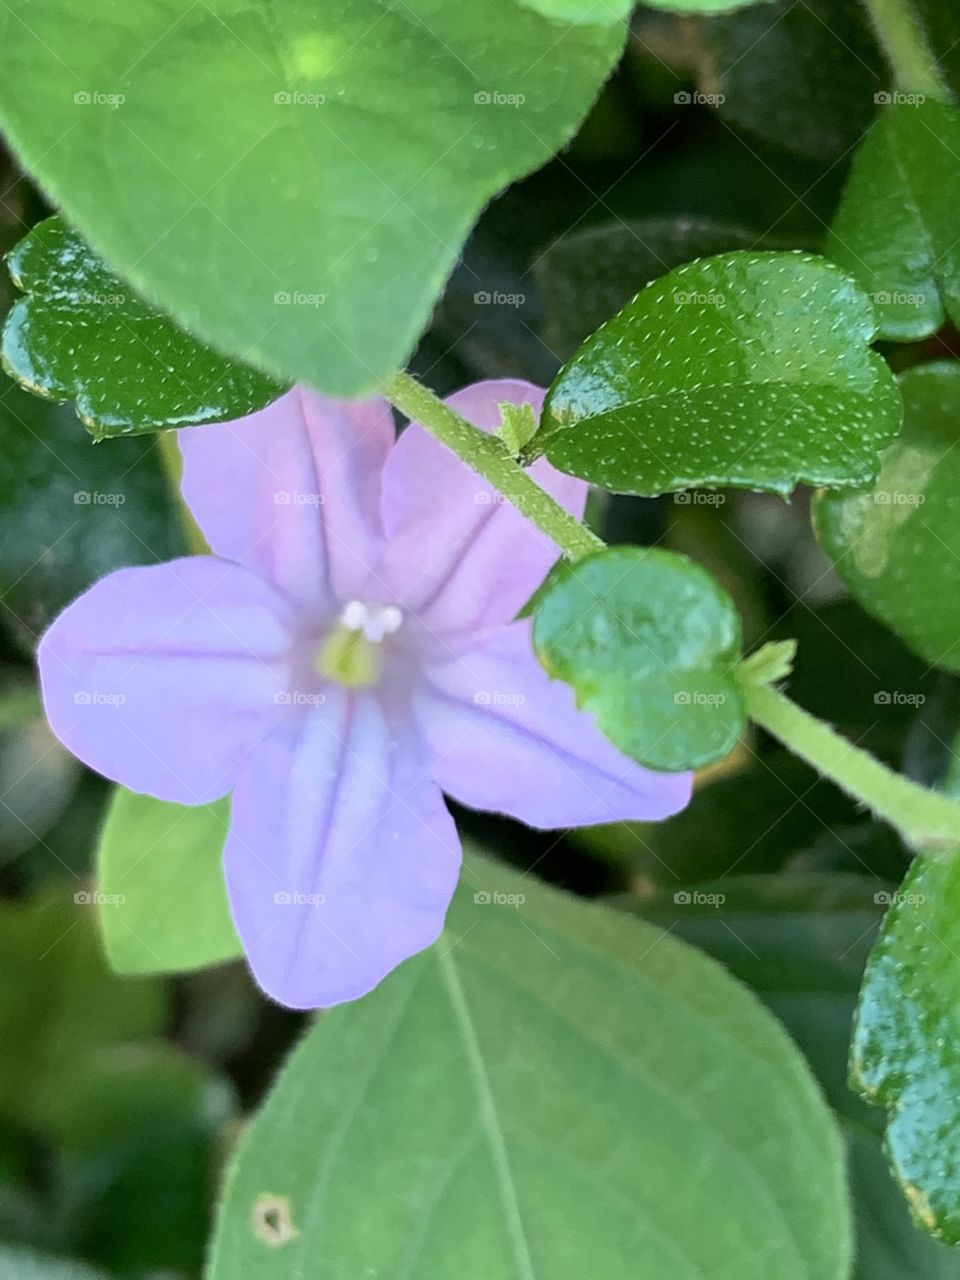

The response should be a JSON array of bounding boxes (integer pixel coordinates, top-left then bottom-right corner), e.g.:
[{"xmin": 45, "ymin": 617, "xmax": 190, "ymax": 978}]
[
  {"xmin": 852, "ymin": 847, "xmax": 960, "ymax": 1243},
  {"xmin": 0, "ymin": 887, "xmax": 168, "ymax": 1135},
  {"xmin": 826, "ymin": 101, "xmax": 960, "ymax": 342},
  {"xmin": 0, "ymin": 376, "xmax": 184, "ymax": 648},
  {"xmin": 208, "ymin": 852, "xmax": 851, "ymax": 1280},
  {"xmin": 4, "ymin": 218, "xmax": 285, "ymax": 438},
  {"xmin": 534, "ymin": 252, "xmax": 901, "ymax": 497},
  {"xmin": 633, "ymin": 875, "xmax": 960, "ymax": 1278},
  {"xmin": 535, "ymin": 216, "xmax": 764, "ymax": 360},
  {"xmin": 96, "ymin": 789, "xmax": 241, "ymax": 976},
  {"xmin": 0, "ymin": 2, "xmax": 623, "ymax": 397},
  {"xmin": 814, "ymin": 363, "xmax": 960, "ymax": 673},
  {"xmin": 532, "ymin": 546, "xmax": 745, "ymax": 770}
]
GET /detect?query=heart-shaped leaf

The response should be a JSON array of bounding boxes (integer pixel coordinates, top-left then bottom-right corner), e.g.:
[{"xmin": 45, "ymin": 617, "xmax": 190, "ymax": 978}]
[
  {"xmin": 208, "ymin": 852, "xmax": 851, "ymax": 1280},
  {"xmin": 0, "ymin": 2, "xmax": 623, "ymax": 397},
  {"xmin": 852, "ymin": 846, "xmax": 960, "ymax": 1243},
  {"xmin": 3, "ymin": 218, "xmax": 285, "ymax": 438},
  {"xmin": 532, "ymin": 252, "xmax": 901, "ymax": 497},
  {"xmin": 813, "ymin": 362, "xmax": 960, "ymax": 673},
  {"xmin": 532, "ymin": 546, "xmax": 745, "ymax": 770},
  {"xmin": 826, "ymin": 100, "xmax": 960, "ymax": 342},
  {"xmin": 96, "ymin": 789, "xmax": 240, "ymax": 977}
]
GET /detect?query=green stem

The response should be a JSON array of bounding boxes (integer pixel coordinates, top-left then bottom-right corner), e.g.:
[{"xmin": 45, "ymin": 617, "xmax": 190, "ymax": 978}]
[
  {"xmin": 381, "ymin": 371, "xmax": 604, "ymax": 562},
  {"xmin": 744, "ymin": 680, "xmax": 960, "ymax": 853},
  {"xmin": 156, "ymin": 430, "xmax": 208, "ymax": 556},
  {"xmin": 861, "ymin": 0, "xmax": 953, "ymax": 102}
]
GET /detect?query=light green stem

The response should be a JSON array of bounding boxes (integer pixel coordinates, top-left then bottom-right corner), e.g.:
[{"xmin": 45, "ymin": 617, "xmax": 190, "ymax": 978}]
[
  {"xmin": 381, "ymin": 371, "xmax": 604, "ymax": 562},
  {"xmin": 156, "ymin": 430, "xmax": 208, "ymax": 555},
  {"xmin": 861, "ymin": 0, "xmax": 953, "ymax": 101},
  {"xmin": 745, "ymin": 681, "xmax": 960, "ymax": 853}
]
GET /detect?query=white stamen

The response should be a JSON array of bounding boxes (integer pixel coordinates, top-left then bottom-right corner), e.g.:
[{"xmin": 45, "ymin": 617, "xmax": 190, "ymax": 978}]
[{"xmin": 340, "ymin": 600, "xmax": 404, "ymax": 644}]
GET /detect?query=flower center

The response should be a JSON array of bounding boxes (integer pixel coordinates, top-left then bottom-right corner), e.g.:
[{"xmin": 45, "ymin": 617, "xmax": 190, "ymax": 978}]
[{"xmin": 316, "ymin": 600, "xmax": 403, "ymax": 688}]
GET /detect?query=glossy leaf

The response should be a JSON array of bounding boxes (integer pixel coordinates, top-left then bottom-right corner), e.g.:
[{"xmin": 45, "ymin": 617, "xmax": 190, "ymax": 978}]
[
  {"xmin": 518, "ymin": 0, "xmax": 630, "ymax": 20},
  {"xmin": 3, "ymin": 218, "xmax": 285, "ymax": 438},
  {"xmin": 532, "ymin": 546, "xmax": 745, "ymax": 771},
  {"xmin": 535, "ymin": 216, "xmax": 763, "ymax": 360},
  {"xmin": 208, "ymin": 852, "xmax": 851, "ymax": 1280},
  {"xmin": 0, "ymin": 376, "xmax": 184, "ymax": 649},
  {"xmin": 852, "ymin": 847, "xmax": 960, "ymax": 1244},
  {"xmin": 0, "ymin": 887, "xmax": 168, "ymax": 1135},
  {"xmin": 534, "ymin": 252, "xmax": 901, "ymax": 497},
  {"xmin": 814, "ymin": 363, "xmax": 960, "ymax": 674},
  {"xmin": 0, "ymin": 2, "xmax": 623, "ymax": 397},
  {"xmin": 826, "ymin": 101, "xmax": 960, "ymax": 342},
  {"xmin": 97, "ymin": 790, "xmax": 240, "ymax": 977}
]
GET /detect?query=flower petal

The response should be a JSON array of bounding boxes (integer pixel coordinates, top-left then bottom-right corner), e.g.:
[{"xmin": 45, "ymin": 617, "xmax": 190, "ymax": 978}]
[
  {"xmin": 417, "ymin": 622, "xmax": 693, "ymax": 827},
  {"xmin": 380, "ymin": 380, "xmax": 587, "ymax": 633},
  {"xmin": 179, "ymin": 388, "xmax": 395, "ymax": 608},
  {"xmin": 38, "ymin": 557, "xmax": 296, "ymax": 804},
  {"xmin": 225, "ymin": 687, "xmax": 461, "ymax": 1009}
]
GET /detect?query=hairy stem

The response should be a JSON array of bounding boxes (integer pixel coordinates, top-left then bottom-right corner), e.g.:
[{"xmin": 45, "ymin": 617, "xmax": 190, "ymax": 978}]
[
  {"xmin": 381, "ymin": 371, "xmax": 604, "ymax": 562},
  {"xmin": 861, "ymin": 0, "xmax": 953, "ymax": 102},
  {"xmin": 745, "ymin": 680, "xmax": 960, "ymax": 853}
]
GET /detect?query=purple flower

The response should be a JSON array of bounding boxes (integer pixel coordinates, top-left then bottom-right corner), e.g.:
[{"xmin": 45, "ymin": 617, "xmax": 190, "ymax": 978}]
[{"xmin": 38, "ymin": 380, "xmax": 692, "ymax": 1008}]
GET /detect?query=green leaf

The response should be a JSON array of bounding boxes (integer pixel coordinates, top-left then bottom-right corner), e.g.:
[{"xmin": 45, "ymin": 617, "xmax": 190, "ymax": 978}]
[
  {"xmin": 517, "ymin": 0, "xmax": 630, "ymax": 20},
  {"xmin": 97, "ymin": 789, "xmax": 240, "ymax": 977},
  {"xmin": 3, "ymin": 218, "xmax": 285, "ymax": 438},
  {"xmin": 534, "ymin": 252, "xmax": 901, "ymax": 497},
  {"xmin": 208, "ymin": 853, "xmax": 851, "ymax": 1280},
  {"xmin": 684, "ymin": 0, "xmax": 884, "ymax": 162},
  {"xmin": 0, "ymin": 887, "xmax": 168, "ymax": 1135},
  {"xmin": 0, "ymin": 376, "xmax": 184, "ymax": 649},
  {"xmin": 851, "ymin": 847, "xmax": 960, "ymax": 1244},
  {"xmin": 0, "ymin": 1247, "xmax": 109, "ymax": 1280},
  {"xmin": 0, "ymin": 3, "xmax": 623, "ymax": 398},
  {"xmin": 642, "ymin": 0, "xmax": 771, "ymax": 11},
  {"xmin": 535, "ymin": 216, "xmax": 765, "ymax": 360},
  {"xmin": 813, "ymin": 363, "xmax": 960, "ymax": 674},
  {"xmin": 532, "ymin": 546, "xmax": 745, "ymax": 771},
  {"xmin": 632, "ymin": 875, "xmax": 960, "ymax": 1278},
  {"xmin": 826, "ymin": 101, "xmax": 960, "ymax": 342}
]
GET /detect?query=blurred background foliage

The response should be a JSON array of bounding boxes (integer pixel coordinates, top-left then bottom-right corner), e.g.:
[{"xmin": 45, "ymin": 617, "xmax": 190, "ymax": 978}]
[{"xmin": 1, "ymin": 3, "xmax": 959, "ymax": 1276}]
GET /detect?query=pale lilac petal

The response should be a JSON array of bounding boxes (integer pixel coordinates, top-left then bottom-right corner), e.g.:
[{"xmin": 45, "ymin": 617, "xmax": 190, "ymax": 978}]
[
  {"xmin": 38, "ymin": 558, "xmax": 296, "ymax": 805},
  {"xmin": 179, "ymin": 388, "xmax": 395, "ymax": 607},
  {"xmin": 225, "ymin": 687, "xmax": 461, "ymax": 1009},
  {"xmin": 380, "ymin": 380, "xmax": 587, "ymax": 633},
  {"xmin": 416, "ymin": 622, "xmax": 692, "ymax": 827}
]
